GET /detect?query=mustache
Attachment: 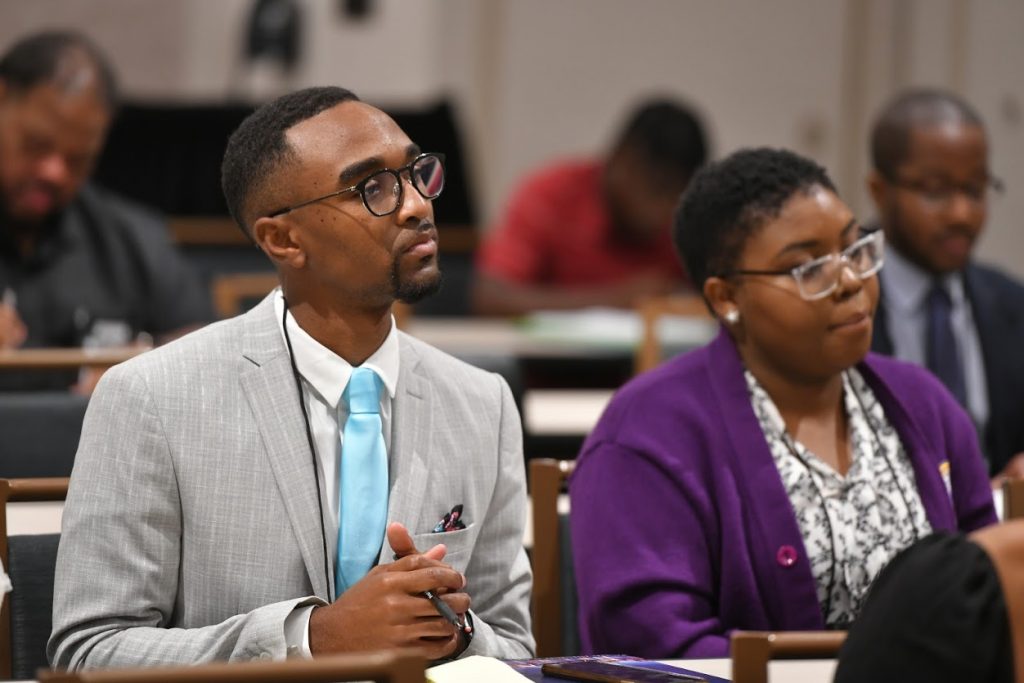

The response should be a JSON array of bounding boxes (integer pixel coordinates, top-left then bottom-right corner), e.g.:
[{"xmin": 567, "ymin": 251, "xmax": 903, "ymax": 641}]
[
  {"xmin": 24, "ymin": 180, "xmax": 61, "ymax": 196},
  {"xmin": 938, "ymin": 223, "xmax": 978, "ymax": 239}
]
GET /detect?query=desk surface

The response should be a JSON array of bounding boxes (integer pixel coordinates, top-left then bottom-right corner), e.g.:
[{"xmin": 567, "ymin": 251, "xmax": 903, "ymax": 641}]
[
  {"xmin": 673, "ymin": 657, "xmax": 837, "ymax": 681},
  {"xmin": 525, "ymin": 389, "xmax": 614, "ymax": 435},
  {"xmin": 0, "ymin": 311, "xmax": 712, "ymax": 371},
  {"xmin": 15, "ymin": 657, "xmax": 836, "ymax": 683},
  {"xmin": 0, "ymin": 347, "xmax": 144, "ymax": 369},
  {"xmin": 409, "ymin": 310, "xmax": 715, "ymax": 359}
]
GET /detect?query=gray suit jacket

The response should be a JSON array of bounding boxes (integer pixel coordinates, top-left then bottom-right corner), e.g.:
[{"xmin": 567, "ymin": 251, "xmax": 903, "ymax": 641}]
[{"xmin": 48, "ymin": 294, "xmax": 534, "ymax": 668}]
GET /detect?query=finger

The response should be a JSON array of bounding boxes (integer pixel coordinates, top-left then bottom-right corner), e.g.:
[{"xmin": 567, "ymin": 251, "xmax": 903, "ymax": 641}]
[
  {"xmin": 394, "ymin": 565, "xmax": 466, "ymax": 594},
  {"xmin": 411, "ymin": 616, "xmax": 459, "ymax": 639},
  {"xmin": 373, "ymin": 593, "xmax": 451, "ymax": 624},
  {"xmin": 0, "ymin": 310, "xmax": 15, "ymax": 348},
  {"xmin": 393, "ymin": 613, "xmax": 457, "ymax": 642},
  {"xmin": 385, "ymin": 553, "xmax": 450, "ymax": 573},
  {"xmin": 6, "ymin": 316, "xmax": 27, "ymax": 349},
  {"xmin": 439, "ymin": 592, "xmax": 471, "ymax": 615},
  {"xmin": 416, "ymin": 633, "xmax": 459, "ymax": 661},
  {"xmin": 387, "ymin": 522, "xmax": 418, "ymax": 558},
  {"xmin": 422, "ymin": 543, "xmax": 446, "ymax": 561}
]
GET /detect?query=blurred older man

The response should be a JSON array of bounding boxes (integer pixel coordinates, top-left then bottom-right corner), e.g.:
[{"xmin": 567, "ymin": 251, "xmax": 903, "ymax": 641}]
[{"xmin": 0, "ymin": 31, "xmax": 211, "ymax": 389}]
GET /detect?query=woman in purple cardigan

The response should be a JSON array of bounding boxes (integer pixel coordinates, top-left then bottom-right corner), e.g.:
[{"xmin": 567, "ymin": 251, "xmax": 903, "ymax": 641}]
[{"xmin": 569, "ymin": 148, "xmax": 997, "ymax": 658}]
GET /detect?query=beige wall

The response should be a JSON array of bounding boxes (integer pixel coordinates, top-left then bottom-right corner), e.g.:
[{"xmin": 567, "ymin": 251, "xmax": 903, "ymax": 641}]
[
  {"xmin": 962, "ymin": 2, "xmax": 1024, "ymax": 276},
  {"xmin": 1, "ymin": 0, "xmax": 1021, "ymax": 275}
]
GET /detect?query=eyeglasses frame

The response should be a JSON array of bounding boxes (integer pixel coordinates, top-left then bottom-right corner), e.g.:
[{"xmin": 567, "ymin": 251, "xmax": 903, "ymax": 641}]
[
  {"xmin": 717, "ymin": 229, "xmax": 886, "ymax": 301},
  {"xmin": 265, "ymin": 152, "xmax": 446, "ymax": 219},
  {"xmin": 884, "ymin": 172, "xmax": 1004, "ymax": 207}
]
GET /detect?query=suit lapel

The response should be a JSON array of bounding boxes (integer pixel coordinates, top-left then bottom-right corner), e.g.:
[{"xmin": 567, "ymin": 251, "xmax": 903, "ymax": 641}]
[
  {"xmin": 964, "ymin": 265, "xmax": 1005, "ymax": 453},
  {"xmin": 380, "ymin": 334, "xmax": 431, "ymax": 560},
  {"xmin": 239, "ymin": 294, "xmax": 331, "ymax": 600}
]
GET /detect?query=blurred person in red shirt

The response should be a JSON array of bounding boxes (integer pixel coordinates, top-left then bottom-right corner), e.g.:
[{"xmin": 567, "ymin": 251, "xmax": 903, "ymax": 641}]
[{"xmin": 472, "ymin": 99, "xmax": 708, "ymax": 315}]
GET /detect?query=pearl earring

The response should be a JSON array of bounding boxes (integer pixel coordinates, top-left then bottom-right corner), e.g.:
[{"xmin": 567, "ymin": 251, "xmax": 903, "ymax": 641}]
[{"xmin": 724, "ymin": 309, "xmax": 740, "ymax": 324}]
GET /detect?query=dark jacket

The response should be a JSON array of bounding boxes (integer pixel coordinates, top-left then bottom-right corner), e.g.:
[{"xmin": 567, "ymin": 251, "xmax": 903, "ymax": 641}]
[{"xmin": 873, "ymin": 261, "xmax": 1024, "ymax": 474}]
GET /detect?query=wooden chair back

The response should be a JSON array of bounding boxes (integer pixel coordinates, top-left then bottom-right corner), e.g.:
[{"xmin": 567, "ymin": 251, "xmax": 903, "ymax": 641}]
[
  {"xmin": 0, "ymin": 477, "xmax": 71, "ymax": 680},
  {"xmin": 211, "ymin": 272, "xmax": 280, "ymax": 319},
  {"xmin": 529, "ymin": 458, "xmax": 576, "ymax": 657},
  {"xmin": 40, "ymin": 650, "xmax": 424, "ymax": 683},
  {"xmin": 634, "ymin": 294, "xmax": 711, "ymax": 374},
  {"xmin": 1003, "ymin": 478, "xmax": 1024, "ymax": 520},
  {"xmin": 730, "ymin": 630, "xmax": 846, "ymax": 683}
]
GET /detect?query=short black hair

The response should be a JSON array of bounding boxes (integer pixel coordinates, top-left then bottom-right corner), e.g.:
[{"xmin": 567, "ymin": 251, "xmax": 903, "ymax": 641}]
[
  {"xmin": 673, "ymin": 147, "xmax": 836, "ymax": 288},
  {"xmin": 613, "ymin": 98, "xmax": 708, "ymax": 181},
  {"xmin": 221, "ymin": 86, "xmax": 360, "ymax": 237},
  {"xmin": 0, "ymin": 31, "xmax": 118, "ymax": 111},
  {"xmin": 871, "ymin": 89, "xmax": 984, "ymax": 179}
]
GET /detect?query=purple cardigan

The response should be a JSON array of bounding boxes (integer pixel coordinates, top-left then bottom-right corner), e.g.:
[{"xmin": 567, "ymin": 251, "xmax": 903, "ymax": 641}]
[{"xmin": 569, "ymin": 328, "xmax": 997, "ymax": 659}]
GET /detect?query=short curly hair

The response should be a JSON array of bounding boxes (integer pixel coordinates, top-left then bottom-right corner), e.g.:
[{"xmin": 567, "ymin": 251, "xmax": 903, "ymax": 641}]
[
  {"xmin": 614, "ymin": 98, "xmax": 708, "ymax": 181},
  {"xmin": 673, "ymin": 147, "xmax": 836, "ymax": 289},
  {"xmin": 221, "ymin": 86, "xmax": 359, "ymax": 239}
]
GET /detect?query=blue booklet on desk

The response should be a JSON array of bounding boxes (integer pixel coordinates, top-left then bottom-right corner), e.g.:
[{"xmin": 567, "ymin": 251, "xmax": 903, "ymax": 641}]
[{"xmin": 505, "ymin": 654, "xmax": 730, "ymax": 682}]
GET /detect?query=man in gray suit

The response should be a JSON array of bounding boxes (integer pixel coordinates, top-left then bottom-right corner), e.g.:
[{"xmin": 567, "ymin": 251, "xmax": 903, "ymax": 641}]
[{"xmin": 49, "ymin": 86, "xmax": 534, "ymax": 668}]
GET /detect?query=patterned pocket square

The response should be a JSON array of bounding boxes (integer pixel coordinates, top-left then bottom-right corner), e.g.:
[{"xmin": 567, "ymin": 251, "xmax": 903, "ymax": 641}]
[{"xmin": 432, "ymin": 504, "xmax": 466, "ymax": 532}]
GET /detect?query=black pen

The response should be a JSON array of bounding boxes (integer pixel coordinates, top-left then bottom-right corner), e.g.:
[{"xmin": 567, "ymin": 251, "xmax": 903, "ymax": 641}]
[{"xmin": 423, "ymin": 590, "xmax": 472, "ymax": 634}]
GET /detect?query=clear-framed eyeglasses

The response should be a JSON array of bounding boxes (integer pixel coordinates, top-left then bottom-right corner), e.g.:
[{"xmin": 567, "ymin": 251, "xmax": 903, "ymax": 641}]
[
  {"xmin": 266, "ymin": 153, "xmax": 446, "ymax": 218},
  {"xmin": 719, "ymin": 229, "xmax": 885, "ymax": 301}
]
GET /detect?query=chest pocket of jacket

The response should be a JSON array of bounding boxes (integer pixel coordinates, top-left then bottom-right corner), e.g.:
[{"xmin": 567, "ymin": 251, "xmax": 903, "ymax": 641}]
[{"xmin": 411, "ymin": 523, "xmax": 478, "ymax": 574}]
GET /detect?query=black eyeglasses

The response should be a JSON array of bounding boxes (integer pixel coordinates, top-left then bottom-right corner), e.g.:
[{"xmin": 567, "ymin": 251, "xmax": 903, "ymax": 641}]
[
  {"xmin": 266, "ymin": 153, "xmax": 446, "ymax": 218},
  {"xmin": 886, "ymin": 173, "xmax": 1004, "ymax": 208}
]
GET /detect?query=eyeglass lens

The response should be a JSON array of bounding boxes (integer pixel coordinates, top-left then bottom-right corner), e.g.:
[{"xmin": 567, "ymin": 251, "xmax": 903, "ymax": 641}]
[
  {"xmin": 363, "ymin": 155, "xmax": 445, "ymax": 216},
  {"xmin": 798, "ymin": 233, "xmax": 884, "ymax": 299}
]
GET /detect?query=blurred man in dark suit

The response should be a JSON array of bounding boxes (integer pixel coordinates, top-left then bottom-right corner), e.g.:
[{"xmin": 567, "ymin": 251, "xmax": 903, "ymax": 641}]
[{"xmin": 868, "ymin": 89, "xmax": 1024, "ymax": 482}]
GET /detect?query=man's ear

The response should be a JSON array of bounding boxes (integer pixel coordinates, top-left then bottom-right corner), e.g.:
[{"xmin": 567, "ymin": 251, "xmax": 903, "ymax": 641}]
[
  {"xmin": 252, "ymin": 216, "xmax": 305, "ymax": 269},
  {"xmin": 703, "ymin": 276, "xmax": 738, "ymax": 322}
]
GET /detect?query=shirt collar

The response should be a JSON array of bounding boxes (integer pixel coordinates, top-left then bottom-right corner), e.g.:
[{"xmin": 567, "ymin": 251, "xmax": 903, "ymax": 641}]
[
  {"xmin": 881, "ymin": 244, "xmax": 965, "ymax": 312},
  {"xmin": 273, "ymin": 289, "xmax": 400, "ymax": 409}
]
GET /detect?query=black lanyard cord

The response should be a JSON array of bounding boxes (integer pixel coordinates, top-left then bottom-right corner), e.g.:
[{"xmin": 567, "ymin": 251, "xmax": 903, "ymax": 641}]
[
  {"xmin": 281, "ymin": 296, "xmax": 334, "ymax": 602},
  {"xmin": 778, "ymin": 370, "xmax": 923, "ymax": 626}
]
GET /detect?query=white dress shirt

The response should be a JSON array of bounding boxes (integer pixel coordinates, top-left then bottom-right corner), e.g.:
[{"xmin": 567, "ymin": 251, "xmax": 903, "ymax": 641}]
[{"xmin": 272, "ymin": 290, "xmax": 401, "ymax": 657}]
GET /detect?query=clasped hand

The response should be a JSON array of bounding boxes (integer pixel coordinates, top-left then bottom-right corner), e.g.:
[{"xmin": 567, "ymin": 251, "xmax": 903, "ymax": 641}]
[{"xmin": 308, "ymin": 521, "xmax": 470, "ymax": 660}]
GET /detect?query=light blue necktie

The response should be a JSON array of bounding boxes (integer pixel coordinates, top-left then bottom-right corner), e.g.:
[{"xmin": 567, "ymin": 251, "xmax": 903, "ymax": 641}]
[{"xmin": 336, "ymin": 367, "xmax": 388, "ymax": 595}]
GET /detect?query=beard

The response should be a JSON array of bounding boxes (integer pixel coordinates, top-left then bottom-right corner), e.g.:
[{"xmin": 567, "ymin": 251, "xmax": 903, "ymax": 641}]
[
  {"xmin": 0, "ymin": 190, "xmax": 64, "ymax": 256},
  {"xmin": 390, "ymin": 255, "xmax": 443, "ymax": 304}
]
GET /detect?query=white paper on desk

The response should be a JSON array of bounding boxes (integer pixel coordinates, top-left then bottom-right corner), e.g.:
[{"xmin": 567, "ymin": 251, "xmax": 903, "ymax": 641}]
[
  {"xmin": 427, "ymin": 655, "xmax": 531, "ymax": 683},
  {"xmin": 525, "ymin": 308, "xmax": 715, "ymax": 349}
]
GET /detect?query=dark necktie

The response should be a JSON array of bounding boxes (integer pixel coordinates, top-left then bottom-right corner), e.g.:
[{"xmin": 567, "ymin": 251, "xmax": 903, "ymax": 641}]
[{"xmin": 925, "ymin": 282, "xmax": 967, "ymax": 406}]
